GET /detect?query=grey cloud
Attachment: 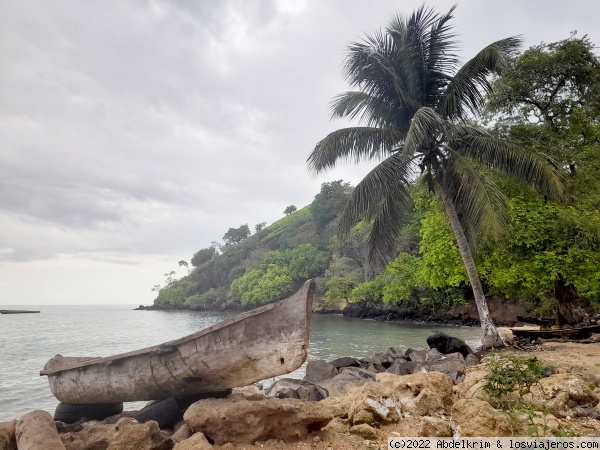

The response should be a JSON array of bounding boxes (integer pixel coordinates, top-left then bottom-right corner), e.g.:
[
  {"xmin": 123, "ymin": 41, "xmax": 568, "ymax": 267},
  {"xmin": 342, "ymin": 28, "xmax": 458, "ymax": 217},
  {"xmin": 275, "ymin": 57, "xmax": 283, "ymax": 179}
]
[{"xmin": 1, "ymin": 0, "xmax": 599, "ymax": 272}]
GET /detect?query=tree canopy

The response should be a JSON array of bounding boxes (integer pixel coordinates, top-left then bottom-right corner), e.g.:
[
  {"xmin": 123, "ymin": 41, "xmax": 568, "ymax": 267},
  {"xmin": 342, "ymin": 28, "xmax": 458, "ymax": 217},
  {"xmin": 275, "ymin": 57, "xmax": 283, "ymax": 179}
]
[{"xmin": 307, "ymin": 5, "xmax": 564, "ymax": 346}]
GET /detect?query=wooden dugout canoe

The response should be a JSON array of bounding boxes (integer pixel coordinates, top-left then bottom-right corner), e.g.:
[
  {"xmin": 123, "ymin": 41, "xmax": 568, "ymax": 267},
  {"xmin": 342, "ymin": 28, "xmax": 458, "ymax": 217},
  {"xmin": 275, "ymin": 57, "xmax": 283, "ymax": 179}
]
[
  {"xmin": 511, "ymin": 323, "xmax": 600, "ymax": 340},
  {"xmin": 40, "ymin": 279, "xmax": 315, "ymax": 404}
]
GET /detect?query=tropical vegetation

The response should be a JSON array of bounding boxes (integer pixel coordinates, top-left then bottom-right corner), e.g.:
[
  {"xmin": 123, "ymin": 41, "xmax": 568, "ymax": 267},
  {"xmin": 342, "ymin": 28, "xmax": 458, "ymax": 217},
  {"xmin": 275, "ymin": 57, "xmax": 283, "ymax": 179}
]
[
  {"xmin": 152, "ymin": 10, "xmax": 600, "ymax": 345},
  {"xmin": 307, "ymin": 6, "xmax": 564, "ymax": 347}
]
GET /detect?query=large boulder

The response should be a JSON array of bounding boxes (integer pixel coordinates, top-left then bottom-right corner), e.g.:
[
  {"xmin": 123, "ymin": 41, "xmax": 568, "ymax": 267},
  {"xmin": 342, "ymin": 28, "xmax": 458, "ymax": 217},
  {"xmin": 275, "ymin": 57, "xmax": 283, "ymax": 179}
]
[
  {"xmin": 0, "ymin": 421, "xmax": 16, "ymax": 450},
  {"xmin": 304, "ymin": 360, "xmax": 338, "ymax": 383},
  {"xmin": 451, "ymin": 398, "xmax": 512, "ymax": 437},
  {"xmin": 533, "ymin": 373, "xmax": 600, "ymax": 416},
  {"xmin": 323, "ymin": 371, "xmax": 454, "ymax": 427},
  {"xmin": 417, "ymin": 417, "xmax": 453, "ymax": 437},
  {"xmin": 455, "ymin": 366, "xmax": 491, "ymax": 403},
  {"xmin": 375, "ymin": 372, "xmax": 454, "ymax": 416},
  {"xmin": 60, "ymin": 417, "xmax": 172, "ymax": 450},
  {"xmin": 427, "ymin": 332, "xmax": 475, "ymax": 357},
  {"xmin": 16, "ymin": 411, "xmax": 65, "ymax": 450},
  {"xmin": 183, "ymin": 397, "xmax": 332, "ymax": 445},
  {"xmin": 329, "ymin": 357, "xmax": 361, "ymax": 370},
  {"xmin": 172, "ymin": 432, "xmax": 212, "ymax": 450},
  {"xmin": 406, "ymin": 348, "xmax": 443, "ymax": 363},
  {"xmin": 426, "ymin": 352, "xmax": 467, "ymax": 384},
  {"xmin": 318, "ymin": 373, "xmax": 369, "ymax": 397},
  {"xmin": 339, "ymin": 367, "xmax": 376, "ymax": 380},
  {"xmin": 458, "ymin": 368, "xmax": 600, "ymax": 416},
  {"xmin": 386, "ymin": 360, "xmax": 417, "ymax": 376},
  {"xmin": 265, "ymin": 378, "xmax": 328, "ymax": 401}
]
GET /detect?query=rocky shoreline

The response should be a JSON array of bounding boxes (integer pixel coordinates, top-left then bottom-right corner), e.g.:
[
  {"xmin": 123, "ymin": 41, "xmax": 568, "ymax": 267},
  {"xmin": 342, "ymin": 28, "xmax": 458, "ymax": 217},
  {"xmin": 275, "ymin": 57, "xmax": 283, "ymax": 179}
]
[
  {"xmin": 137, "ymin": 296, "xmax": 528, "ymax": 327},
  {"xmin": 2, "ymin": 332, "xmax": 599, "ymax": 450}
]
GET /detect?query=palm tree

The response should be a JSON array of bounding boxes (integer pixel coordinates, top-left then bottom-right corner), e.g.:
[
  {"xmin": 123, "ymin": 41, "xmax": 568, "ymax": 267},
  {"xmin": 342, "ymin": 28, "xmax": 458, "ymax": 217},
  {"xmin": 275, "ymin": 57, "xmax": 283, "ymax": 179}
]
[{"xmin": 307, "ymin": 6, "xmax": 564, "ymax": 348}]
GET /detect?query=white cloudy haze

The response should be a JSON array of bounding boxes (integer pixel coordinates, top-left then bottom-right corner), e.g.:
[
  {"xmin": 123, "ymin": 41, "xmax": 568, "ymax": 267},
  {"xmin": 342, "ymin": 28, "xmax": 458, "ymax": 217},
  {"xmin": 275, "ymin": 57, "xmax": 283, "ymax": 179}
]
[{"xmin": 1, "ymin": 0, "xmax": 598, "ymax": 305}]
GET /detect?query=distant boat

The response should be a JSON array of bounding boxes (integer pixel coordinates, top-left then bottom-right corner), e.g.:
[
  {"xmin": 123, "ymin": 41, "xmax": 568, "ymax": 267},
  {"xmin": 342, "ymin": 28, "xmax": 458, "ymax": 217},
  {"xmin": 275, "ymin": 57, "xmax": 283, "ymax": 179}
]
[
  {"xmin": 0, "ymin": 309, "xmax": 40, "ymax": 314},
  {"xmin": 40, "ymin": 279, "xmax": 315, "ymax": 404}
]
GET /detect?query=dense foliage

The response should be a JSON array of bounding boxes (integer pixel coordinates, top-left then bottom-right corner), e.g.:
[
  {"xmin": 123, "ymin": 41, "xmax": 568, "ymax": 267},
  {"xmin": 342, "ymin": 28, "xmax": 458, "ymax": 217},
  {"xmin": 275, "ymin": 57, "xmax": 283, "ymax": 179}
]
[{"xmin": 153, "ymin": 28, "xmax": 600, "ymax": 324}]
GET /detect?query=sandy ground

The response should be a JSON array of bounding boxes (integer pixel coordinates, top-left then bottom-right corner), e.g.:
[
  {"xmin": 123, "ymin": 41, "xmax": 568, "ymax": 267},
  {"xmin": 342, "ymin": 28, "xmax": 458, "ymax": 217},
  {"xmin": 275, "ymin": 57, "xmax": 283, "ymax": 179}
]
[
  {"xmin": 201, "ymin": 333, "xmax": 600, "ymax": 450},
  {"xmin": 498, "ymin": 328, "xmax": 600, "ymax": 386}
]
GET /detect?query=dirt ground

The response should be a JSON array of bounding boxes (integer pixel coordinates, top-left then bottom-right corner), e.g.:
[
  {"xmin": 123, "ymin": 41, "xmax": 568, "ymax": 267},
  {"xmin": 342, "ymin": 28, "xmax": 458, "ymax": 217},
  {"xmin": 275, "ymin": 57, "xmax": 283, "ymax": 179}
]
[
  {"xmin": 200, "ymin": 334, "xmax": 600, "ymax": 450},
  {"xmin": 498, "ymin": 328, "xmax": 600, "ymax": 386}
]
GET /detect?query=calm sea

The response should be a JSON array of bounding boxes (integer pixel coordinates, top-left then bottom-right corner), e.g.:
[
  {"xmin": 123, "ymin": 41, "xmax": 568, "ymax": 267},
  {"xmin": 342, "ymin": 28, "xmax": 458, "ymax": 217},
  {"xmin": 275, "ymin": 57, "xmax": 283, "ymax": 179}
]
[{"xmin": 0, "ymin": 305, "xmax": 481, "ymax": 422}]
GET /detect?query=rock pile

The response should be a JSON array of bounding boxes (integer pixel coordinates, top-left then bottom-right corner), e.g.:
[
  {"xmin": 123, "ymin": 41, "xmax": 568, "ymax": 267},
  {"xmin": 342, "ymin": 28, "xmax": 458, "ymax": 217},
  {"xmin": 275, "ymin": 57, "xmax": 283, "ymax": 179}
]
[
  {"xmin": 2, "ymin": 332, "xmax": 599, "ymax": 449},
  {"xmin": 266, "ymin": 332, "xmax": 479, "ymax": 403}
]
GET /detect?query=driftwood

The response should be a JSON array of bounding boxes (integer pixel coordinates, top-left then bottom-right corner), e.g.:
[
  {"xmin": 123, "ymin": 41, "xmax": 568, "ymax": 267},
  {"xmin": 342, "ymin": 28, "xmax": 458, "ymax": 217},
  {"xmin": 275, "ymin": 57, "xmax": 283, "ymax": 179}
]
[
  {"xmin": 15, "ymin": 411, "xmax": 65, "ymax": 450},
  {"xmin": 41, "ymin": 280, "xmax": 315, "ymax": 404}
]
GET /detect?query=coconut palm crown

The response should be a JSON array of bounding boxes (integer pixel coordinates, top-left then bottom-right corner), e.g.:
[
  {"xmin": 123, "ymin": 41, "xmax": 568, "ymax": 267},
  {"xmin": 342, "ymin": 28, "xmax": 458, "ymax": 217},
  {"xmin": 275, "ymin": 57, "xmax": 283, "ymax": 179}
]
[{"xmin": 307, "ymin": 6, "xmax": 564, "ymax": 347}]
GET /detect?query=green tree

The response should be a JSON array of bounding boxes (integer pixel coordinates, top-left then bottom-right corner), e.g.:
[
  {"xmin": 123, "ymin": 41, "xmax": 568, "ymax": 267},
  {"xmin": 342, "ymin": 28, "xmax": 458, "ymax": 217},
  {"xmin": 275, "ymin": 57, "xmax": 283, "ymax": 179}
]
[
  {"xmin": 223, "ymin": 224, "xmax": 251, "ymax": 245},
  {"xmin": 191, "ymin": 247, "xmax": 217, "ymax": 267},
  {"xmin": 307, "ymin": 6, "xmax": 564, "ymax": 347},
  {"xmin": 178, "ymin": 260, "xmax": 190, "ymax": 274},
  {"xmin": 487, "ymin": 36, "xmax": 600, "ymax": 132},
  {"xmin": 287, "ymin": 244, "xmax": 330, "ymax": 279},
  {"xmin": 487, "ymin": 35, "xmax": 600, "ymax": 176},
  {"xmin": 485, "ymin": 36, "xmax": 600, "ymax": 322},
  {"xmin": 481, "ymin": 195, "xmax": 600, "ymax": 324},
  {"xmin": 283, "ymin": 205, "xmax": 297, "ymax": 215},
  {"xmin": 255, "ymin": 222, "xmax": 267, "ymax": 233},
  {"xmin": 310, "ymin": 180, "xmax": 353, "ymax": 228},
  {"xmin": 229, "ymin": 264, "xmax": 294, "ymax": 305}
]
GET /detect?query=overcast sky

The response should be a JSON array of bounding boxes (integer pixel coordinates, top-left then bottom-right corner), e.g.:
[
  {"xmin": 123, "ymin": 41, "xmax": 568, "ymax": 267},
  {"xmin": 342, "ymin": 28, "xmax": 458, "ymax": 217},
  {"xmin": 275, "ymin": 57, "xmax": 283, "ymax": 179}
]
[{"xmin": 1, "ymin": 0, "xmax": 598, "ymax": 305}]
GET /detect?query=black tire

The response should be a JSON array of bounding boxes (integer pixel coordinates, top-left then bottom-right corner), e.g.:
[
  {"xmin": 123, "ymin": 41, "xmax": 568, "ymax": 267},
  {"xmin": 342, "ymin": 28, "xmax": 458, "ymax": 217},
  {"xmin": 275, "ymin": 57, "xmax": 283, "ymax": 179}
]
[
  {"xmin": 135, "ymin": 390, "xmax": 232, "ymax": 429},
  {"xmin": 54, "ymin": 402, "xmax": 123, "ymax": 424},
  {"xmin": 135, "ymin": 397, "xmax": 182, "ymax": 428}
]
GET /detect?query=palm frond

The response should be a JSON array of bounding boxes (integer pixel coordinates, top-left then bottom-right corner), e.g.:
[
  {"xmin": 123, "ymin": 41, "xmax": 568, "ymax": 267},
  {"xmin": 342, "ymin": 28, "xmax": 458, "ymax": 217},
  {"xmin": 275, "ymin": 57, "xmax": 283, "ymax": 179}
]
[
  {"xmin": 343, "ymin": 37, "xmax": 421, "ymax": 127},
  {"xmin": 439, "ymin": 148, "xmax": 510, "ymax": 243},
  {"xmin": 404, "ymin": 107, "xmax": 450, "ymax": 155},
  {"xmin": 307, "ymin": 127, "xmax": 403, "ymax": 173},
  {"xmin": 449, "ymin": 126, "xmax": 565, "ymax": 199},
  {"xmin": 337, "ymin": 153, "xmax": 415, "ymax": 262},
  {"xmin": 329, "ymin": 91, "xmax": 400, "ymax": 128},
  {"xmin": 438, "ymin": 36, "xmax": 522, "ymax": 119}
]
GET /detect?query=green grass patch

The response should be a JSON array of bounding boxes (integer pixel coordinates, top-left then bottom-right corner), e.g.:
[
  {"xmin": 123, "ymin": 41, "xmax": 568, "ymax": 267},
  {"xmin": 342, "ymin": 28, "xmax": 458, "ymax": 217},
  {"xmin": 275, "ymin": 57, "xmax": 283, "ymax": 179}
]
[{"xmin": 266, "ymin": 205, "xmax": 312, "ymax": 234}]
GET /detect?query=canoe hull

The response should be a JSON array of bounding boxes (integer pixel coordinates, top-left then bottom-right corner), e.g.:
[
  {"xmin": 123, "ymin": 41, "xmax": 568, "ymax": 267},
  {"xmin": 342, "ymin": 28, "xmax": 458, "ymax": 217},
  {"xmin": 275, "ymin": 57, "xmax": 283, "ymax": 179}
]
[
  {"xmin": 511, "ymin": 324, "xmax": 600, "ymax": 340},
  {"xmin": 43, "ymin": 280, "xmax": 315, "ymax": 404}
]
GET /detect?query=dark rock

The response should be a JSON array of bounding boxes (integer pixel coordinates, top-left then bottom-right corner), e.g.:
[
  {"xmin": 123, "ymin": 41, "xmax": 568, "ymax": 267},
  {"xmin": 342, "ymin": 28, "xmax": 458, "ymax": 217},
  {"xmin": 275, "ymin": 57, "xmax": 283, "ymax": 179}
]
[
  {"xmin": 426, "ymin": 332, "xmax": 475, "ymax": 357},
  {"xmin": 339, "ymin": 367, "xmax": 377, "ymax": 380},
  {"xmin": 372, "ymin": 352, "xmax": 394, "ymax": 368},
  {"xmin": 329, "ymin": 357, "xmax": 361, "ymax": 370},
  {"xmin": 426, "ymin": 353, "xmax": 467, "ymax": 384},
  {"xmin": 542, "ymin": 367, "xmax": 556, "ymax": 378},
  {"xmin": 318, "ymin": 373, "xmax": 369, "ymax": 397},
  {"xmin": 265, "ymin": 378, "xmax": 328, "ymax": 401},
  {"xmin": 386, "ymin": 347, "xmax": 403, "ymax": 357},
  {"xmin": 465, "ymin": 354, "xmax": 480, "ymax": 367},
  {"xmin": 304, "ymin": 360, "xmax": 338, "ymax": 383},
  {"xmin": 366, "ymin": 362, "xmax": 386, "ymax": 373},
  {"xmin": 572, "ymin": 407, "xmax": 600, "ymax": 419},
  {"xmin": 406, "ymin": 348, "xmax": 443, "ymax": 363},
  {"xmin": 386, "ymin": 360, "xmax": 417, "ymax": 376}
]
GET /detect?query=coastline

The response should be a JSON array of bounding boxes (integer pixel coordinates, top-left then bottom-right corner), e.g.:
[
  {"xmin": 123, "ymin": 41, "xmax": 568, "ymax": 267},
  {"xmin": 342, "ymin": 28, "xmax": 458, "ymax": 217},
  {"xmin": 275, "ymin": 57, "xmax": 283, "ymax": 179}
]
[
  {"xmin": 3, "ymin": 335, "xmax": 599, "ymax": 449},
  {"xmin": 137, "ymin": 295, "xmax": 529, "ymax": 328}
]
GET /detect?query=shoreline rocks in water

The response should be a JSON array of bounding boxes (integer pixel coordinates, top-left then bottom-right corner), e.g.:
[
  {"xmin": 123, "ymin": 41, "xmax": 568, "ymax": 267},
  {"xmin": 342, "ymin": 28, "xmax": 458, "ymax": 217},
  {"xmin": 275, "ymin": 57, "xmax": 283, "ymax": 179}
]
[{"xmin": 4, "ymin": 333, "xmax": 600, "ymax": 449}]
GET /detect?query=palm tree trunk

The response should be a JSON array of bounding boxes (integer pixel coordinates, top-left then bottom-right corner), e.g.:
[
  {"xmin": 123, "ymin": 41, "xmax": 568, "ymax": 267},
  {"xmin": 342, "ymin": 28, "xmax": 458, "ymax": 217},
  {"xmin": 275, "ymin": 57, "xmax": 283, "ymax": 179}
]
[{"xmin": 439, "ymin": 187, "xmax": 504, "ymax": 348}]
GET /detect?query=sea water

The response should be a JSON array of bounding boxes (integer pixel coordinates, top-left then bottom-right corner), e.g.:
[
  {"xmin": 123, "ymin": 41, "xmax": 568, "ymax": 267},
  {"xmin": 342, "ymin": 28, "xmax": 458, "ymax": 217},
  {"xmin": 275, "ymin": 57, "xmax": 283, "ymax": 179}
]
[{"xmin": 0, "ymin": 305, "xmax": 481, "ymax": 421}]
